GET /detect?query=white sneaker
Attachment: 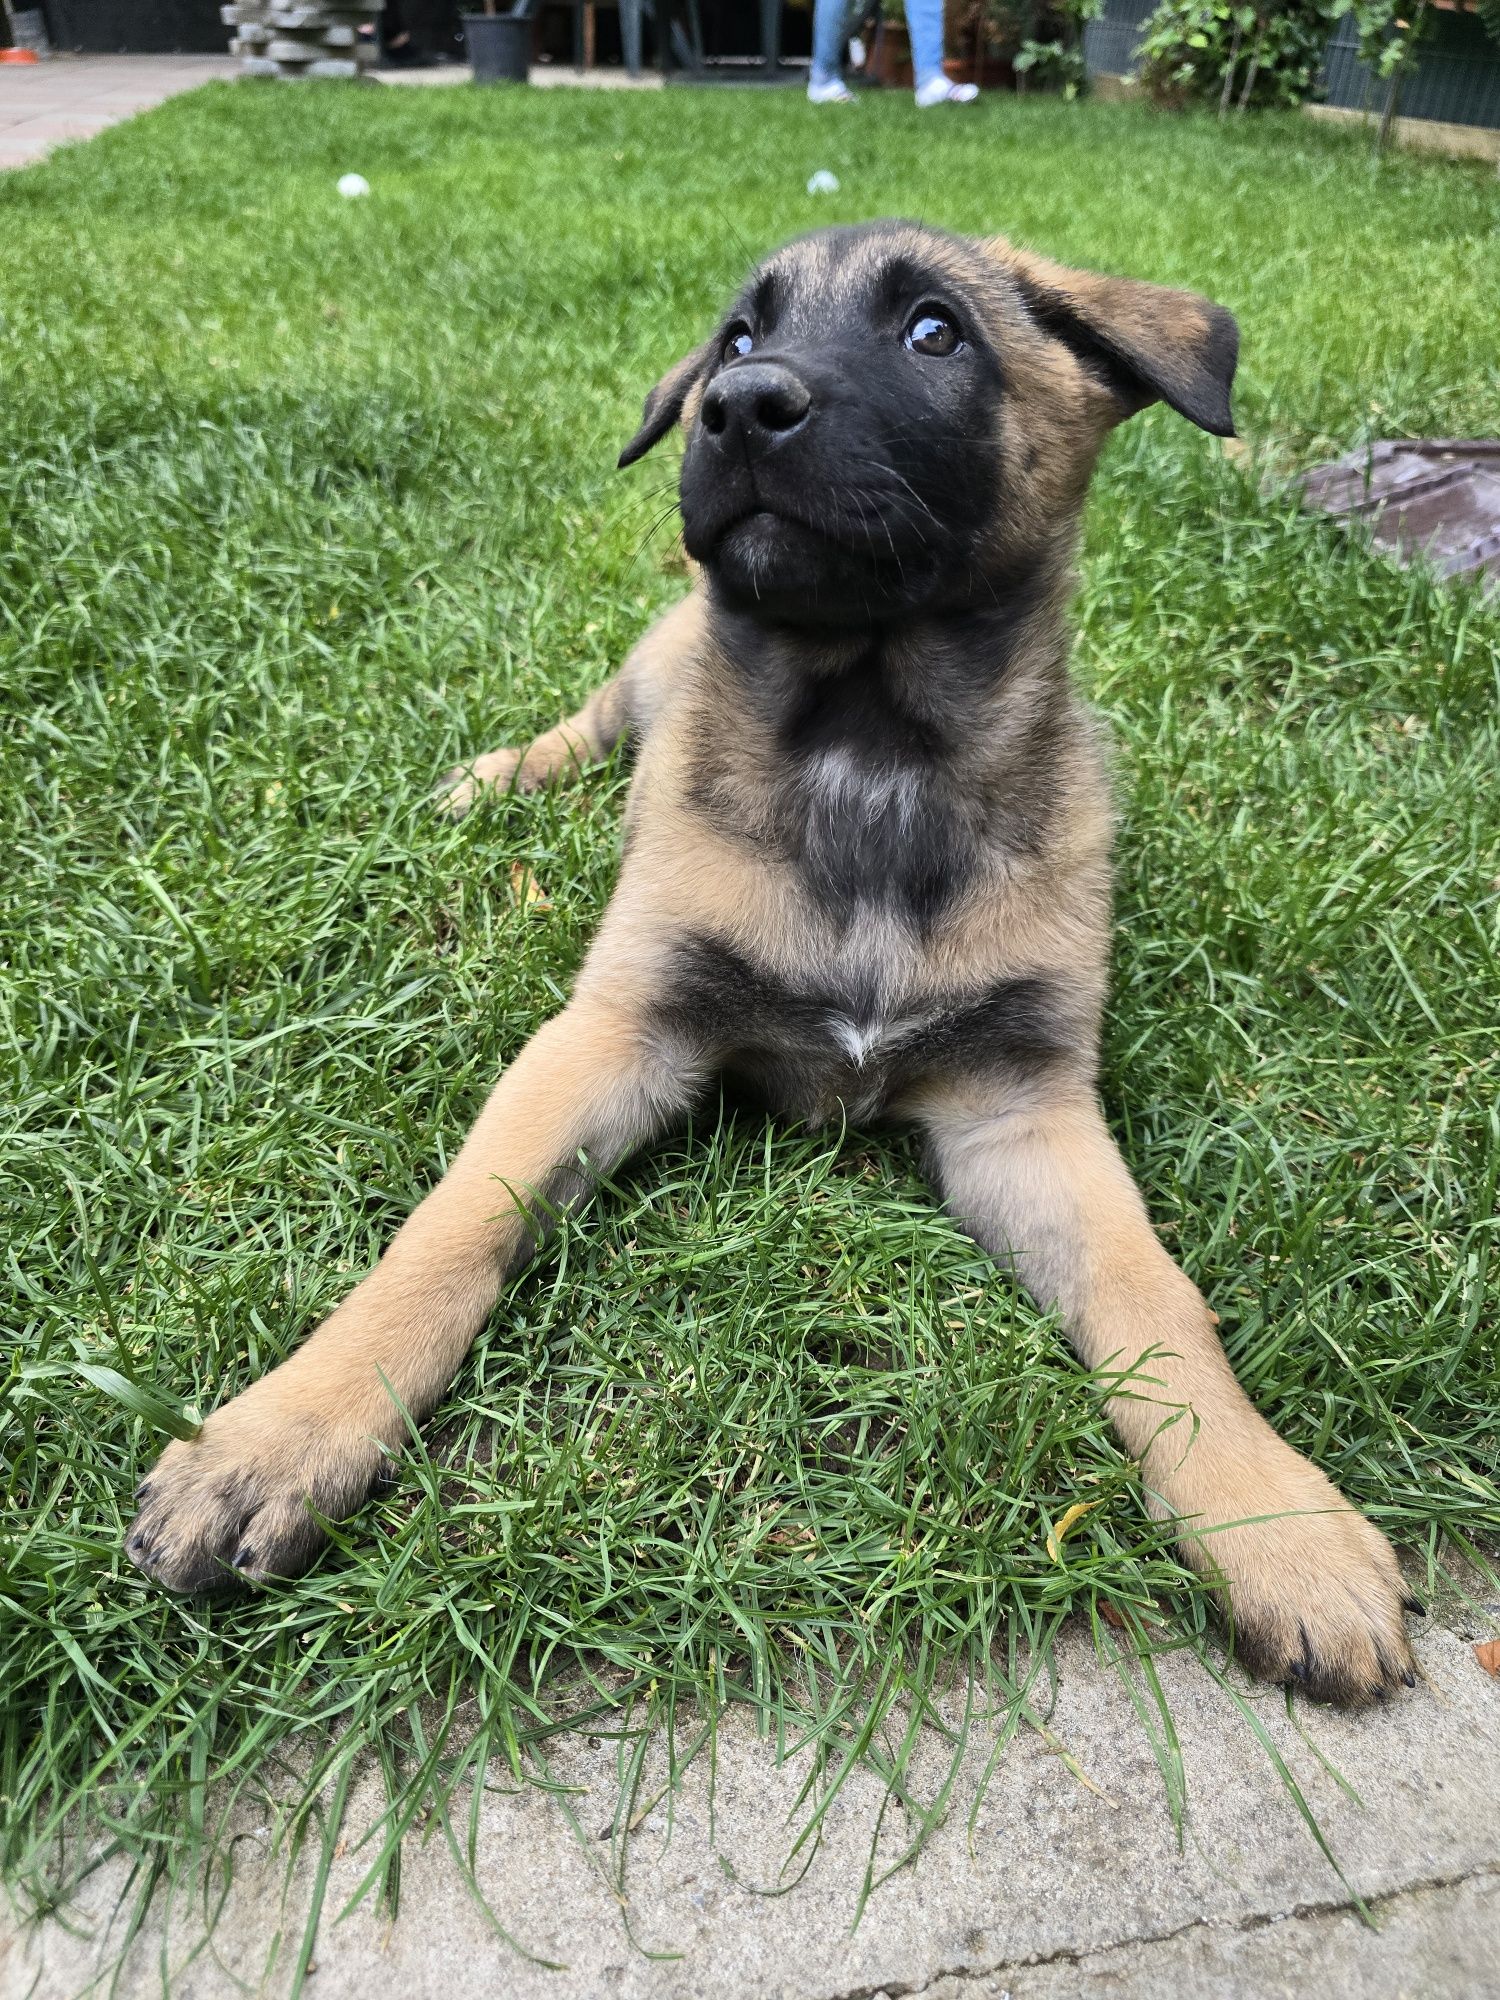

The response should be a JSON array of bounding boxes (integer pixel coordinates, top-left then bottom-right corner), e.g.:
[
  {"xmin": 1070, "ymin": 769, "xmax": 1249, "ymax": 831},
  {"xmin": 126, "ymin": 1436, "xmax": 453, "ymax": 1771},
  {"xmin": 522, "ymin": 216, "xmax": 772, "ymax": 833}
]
[
  {"xmin": 808, "ymin": 78, "xmax": 855, "ymax": 103},
  {"xmin": 914, "ymin": 76, "xmax": 979, "ymax": 106}
]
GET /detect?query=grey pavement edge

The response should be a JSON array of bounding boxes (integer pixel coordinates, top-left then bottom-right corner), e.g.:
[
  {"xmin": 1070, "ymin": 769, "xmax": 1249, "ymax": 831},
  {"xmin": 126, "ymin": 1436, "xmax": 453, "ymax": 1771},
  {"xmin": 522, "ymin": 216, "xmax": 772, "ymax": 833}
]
[{"xmin": 4, "ymin": 1615, "xmax": 1499, "ymax": 2000}]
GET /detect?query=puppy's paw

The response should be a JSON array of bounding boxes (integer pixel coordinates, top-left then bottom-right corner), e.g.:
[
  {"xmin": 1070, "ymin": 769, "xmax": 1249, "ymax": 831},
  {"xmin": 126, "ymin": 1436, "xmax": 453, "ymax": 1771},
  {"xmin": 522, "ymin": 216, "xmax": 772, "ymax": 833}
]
[
  {"xmin": 432, "ymin": 746, "xmax": 524, "ymax": 819},
  {"xmin": 434, "ymin": 726, "xmax": 593, "ymax": 818},
  {"xmin": 1184, "ymin": 1464, "xmax": 1416, "ymax": 1705},
  {"xmin": 126, "ymin": 1391, "xmax": 386, "ymax": 1593}
]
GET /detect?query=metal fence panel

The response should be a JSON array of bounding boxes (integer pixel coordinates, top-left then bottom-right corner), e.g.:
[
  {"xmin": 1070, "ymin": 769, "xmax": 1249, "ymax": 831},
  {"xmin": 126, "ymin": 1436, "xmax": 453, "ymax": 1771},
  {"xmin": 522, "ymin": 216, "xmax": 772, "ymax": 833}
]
[
  {"xmin": 1085, "ymin": 0, "xmax": 1500, "ymax": 132},
  {"xmin": 1322, "ymin": 11, "xmax": 1500, "ymax": 130}
]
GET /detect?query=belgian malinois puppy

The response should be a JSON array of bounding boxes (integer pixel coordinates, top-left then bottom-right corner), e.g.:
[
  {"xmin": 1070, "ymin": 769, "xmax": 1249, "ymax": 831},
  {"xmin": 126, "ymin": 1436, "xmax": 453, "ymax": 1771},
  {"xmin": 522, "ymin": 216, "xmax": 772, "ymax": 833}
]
[{"xmin": 129, "ymin": 222, "xmax": 1418, "ymax": 1704}]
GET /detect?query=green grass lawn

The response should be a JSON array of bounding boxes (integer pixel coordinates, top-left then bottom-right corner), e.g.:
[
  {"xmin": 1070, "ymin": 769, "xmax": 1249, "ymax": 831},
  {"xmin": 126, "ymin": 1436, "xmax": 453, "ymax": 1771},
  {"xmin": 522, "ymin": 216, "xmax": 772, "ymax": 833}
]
[{"xmin": 3, "ymin": 78, "xmax": 1498, "ymax": 1958}]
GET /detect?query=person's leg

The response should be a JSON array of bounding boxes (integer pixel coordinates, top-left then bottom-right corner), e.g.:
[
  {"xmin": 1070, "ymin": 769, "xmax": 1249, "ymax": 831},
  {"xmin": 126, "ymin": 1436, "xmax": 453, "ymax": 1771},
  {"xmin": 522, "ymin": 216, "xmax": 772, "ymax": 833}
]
[
  {"xmin": 904, "ymin": 0, "xmax": 944, "ymax": 92},
  {"xmin": 905, "ymin": 0, "xmax": 977, "ymax": 102},
  {"xmin": 809, "ymin": 0, "xmax": 853, "ymax": 92}
]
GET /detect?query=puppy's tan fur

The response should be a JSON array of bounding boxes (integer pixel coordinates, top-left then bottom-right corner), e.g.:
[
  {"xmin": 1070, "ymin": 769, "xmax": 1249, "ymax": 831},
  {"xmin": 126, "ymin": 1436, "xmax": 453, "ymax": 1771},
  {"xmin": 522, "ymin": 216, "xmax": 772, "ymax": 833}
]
[{"xmin": 128, "ymin": 229, "xmax": 1416, "ymax": 1706}]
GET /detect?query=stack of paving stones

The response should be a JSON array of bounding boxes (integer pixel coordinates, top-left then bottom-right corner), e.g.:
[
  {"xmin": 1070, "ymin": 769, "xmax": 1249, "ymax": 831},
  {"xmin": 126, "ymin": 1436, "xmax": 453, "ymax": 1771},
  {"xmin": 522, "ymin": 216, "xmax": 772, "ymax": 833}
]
[{"xmin": 223, "ymin": 2, "xmax": 383, "ymax": 78}]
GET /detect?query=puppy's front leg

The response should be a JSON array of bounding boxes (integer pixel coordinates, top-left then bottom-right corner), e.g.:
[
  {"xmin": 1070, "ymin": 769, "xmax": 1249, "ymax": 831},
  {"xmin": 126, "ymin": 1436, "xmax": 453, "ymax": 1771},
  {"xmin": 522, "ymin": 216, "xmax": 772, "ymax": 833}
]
[
  {"xmin": 434, "ymin": 673, "xmax": 630, "ymax": 818},
  {"xmin": 128, "ymin": 999, "xmax": 691, "ymax": 1591},
  {"xmin": 918, "ymin": 1080, "xmax": 1416, "ymax": 1704},
  {"xmin": 434, "ymin": 591, "xmax": 703, "ymax": 817}
]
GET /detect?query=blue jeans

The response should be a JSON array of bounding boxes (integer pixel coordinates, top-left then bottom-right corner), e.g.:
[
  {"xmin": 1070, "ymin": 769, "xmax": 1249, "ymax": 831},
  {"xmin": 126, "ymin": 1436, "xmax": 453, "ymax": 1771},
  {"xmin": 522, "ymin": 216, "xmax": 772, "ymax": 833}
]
[{"xmin": 811, "ymin": 0, "xmax": 945, "ymax": 91}]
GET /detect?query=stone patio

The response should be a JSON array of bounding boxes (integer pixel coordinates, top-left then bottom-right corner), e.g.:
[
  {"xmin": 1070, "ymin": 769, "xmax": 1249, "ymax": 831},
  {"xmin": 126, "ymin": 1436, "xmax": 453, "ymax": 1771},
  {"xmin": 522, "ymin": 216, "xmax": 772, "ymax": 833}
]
[
  {"xmin": 3, "ymin": 1614, "xmax": 1499, "ymax": 1999},
  {"xmin": 0, "ymin": 54, "xmax": 237, "ymax": 170},
  {"xmin": 0, "ymin": 52, "xmax": 665, "ymax": 172}
]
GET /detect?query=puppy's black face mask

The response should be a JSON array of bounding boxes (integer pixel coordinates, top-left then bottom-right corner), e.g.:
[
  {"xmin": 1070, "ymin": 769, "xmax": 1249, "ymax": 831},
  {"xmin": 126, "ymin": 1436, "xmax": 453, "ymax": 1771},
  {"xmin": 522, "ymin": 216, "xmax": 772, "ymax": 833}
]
[
  {"xmin": 619, "ymin": 221, "xmax": 1239, "ymax": 634},
  {"xmin": 682, "ymin": 233, "xmax": 1002, "ymax": 626},
  {"xmin": 621, "ymin": 226, "xmax": 1006, "ymax": 630}
]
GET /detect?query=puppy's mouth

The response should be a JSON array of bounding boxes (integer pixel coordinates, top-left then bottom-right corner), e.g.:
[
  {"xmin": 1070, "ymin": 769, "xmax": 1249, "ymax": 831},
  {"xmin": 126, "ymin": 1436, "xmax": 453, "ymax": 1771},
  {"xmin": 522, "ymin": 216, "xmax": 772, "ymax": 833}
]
[
  {"xmin": 692, "ymin": 503, "xmax": 868, "ymax": 610},
  {"xmin": 680, "ymin": 457, "xmax": 955, "ymax": 623},
  {"xmin": 716, "ymin": 506, "xmax": 832, "ymax": 558},
  {"xmin": 684, "ymin": 490, "xmax": 843, "ymax": 565}
]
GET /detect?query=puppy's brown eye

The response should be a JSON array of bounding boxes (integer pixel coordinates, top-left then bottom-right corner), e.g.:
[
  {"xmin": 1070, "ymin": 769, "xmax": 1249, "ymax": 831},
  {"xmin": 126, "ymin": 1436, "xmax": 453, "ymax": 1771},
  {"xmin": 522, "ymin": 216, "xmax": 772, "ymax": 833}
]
[
  {"xmin": 723, "ymin": 325, "xmax": 754, "ymax": 363},
  {"xmin": 905, "ymin": 311, "xmax": 960, "ymax": 357}
]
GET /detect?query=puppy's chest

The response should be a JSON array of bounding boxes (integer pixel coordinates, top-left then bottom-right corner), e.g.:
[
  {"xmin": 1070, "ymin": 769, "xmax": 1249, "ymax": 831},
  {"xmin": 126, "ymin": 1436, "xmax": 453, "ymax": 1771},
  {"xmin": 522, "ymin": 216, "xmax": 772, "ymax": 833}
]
[
  {"xmin": 779, "ymin": 743, "xmax": 974, "ymax": 929},
  {"xmin": 658, "ymin": 934, "xmax": 1065, "ymax": 1125},
  {"xmin": 687, "ymin": 663, "xmax": 980, "ymax": 929}
]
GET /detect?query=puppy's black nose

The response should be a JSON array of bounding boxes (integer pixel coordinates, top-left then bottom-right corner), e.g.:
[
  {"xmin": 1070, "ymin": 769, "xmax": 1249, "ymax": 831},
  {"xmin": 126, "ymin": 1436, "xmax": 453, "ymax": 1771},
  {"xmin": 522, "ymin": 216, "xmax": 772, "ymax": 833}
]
[{"xmin": 700, "ymin": 363, "xmax": 812, "ymax": 454}]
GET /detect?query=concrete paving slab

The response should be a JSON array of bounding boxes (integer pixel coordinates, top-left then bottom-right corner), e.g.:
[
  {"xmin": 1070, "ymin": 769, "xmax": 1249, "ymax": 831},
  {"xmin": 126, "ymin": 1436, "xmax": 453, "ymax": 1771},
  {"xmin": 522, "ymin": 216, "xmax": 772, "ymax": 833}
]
[
  {"xmin": 4, "ymin": 1620, "xmax": 1497, "ymax": 1999},
  {"xmin": 529, "ymin": 65, "xmax": 664, "ymax": 88},
  {"xmin": 3, "ymin": 114, "xmax": 117, "ymax": 138},
  {"xmin": 0, "ymin": 56, "xmax": 237, "ymax": 167},
  {"xmin": 929, "ymin": 1872, "xmax": 1500, "ymax": 1998},
  {"xmin": 0, "ymin": 54, "xmax": 666, "ymax": 166},
  {"xmin": 375, "ymin": 64, "xmax": 664, "ymax": 88}
]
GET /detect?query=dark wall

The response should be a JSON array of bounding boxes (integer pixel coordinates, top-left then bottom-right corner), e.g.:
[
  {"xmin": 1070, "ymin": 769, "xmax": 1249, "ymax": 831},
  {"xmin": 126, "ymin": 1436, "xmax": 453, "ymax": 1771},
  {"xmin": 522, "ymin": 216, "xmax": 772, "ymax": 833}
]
[
  {"xmin": 396, "ymin": 0, "xmax": 466, "ymax": 60},
  {"xmin": 43, "ymin": 0, "xmax": 228, "ymax": 52},
  {"xmin": 1081, "ymin": 0, "xmax": 1149, "ymax": 79},
  {"xmin": 41, "ymin": 0, "xmax": 813, "ymax": 62},
  {"xmin": 399, "ymin": 0, "xmax": 813, "ymax": 65}
]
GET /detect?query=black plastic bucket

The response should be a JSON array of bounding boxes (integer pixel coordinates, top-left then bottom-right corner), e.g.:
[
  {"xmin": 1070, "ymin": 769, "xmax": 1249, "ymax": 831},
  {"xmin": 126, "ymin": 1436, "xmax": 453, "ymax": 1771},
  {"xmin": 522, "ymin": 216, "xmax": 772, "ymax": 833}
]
[{"xmin": 463, "ymin": 12, "xmax": 530, "ymax": 81}]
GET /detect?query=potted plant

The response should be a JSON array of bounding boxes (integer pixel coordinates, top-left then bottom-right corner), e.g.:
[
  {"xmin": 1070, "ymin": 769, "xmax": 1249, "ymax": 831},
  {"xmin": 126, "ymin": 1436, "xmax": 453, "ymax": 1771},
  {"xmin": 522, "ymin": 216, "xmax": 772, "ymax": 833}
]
[
  {"xmin": 463, "ymin": 0, "xmax": 535, "ymax": 80},
  {"xmin": 946, "ymin": 0, "xmax": 1026, "ymax": 87},
  {"xmin": 867, "ymin": 0, "xmax": 914, "ymax": 84}
]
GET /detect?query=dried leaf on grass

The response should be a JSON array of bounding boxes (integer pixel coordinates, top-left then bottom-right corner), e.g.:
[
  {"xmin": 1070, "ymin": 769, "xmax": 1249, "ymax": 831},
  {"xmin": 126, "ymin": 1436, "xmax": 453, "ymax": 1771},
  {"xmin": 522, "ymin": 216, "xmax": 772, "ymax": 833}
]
[
  {"xmin": 509, "ymin": 862, "xmax": 552, "ymax": 912},
  {"xmin": 1046, "ymin": 1500, "xmax": 1099, "ymax": 1563},
  {"xmin": 1098, "ymin": 1595, "xmax": 1165, "ymax": 1633},
  {"xmin": 1474, "ymin": 1639, "xmax": 1500, "ymax": 1677}
]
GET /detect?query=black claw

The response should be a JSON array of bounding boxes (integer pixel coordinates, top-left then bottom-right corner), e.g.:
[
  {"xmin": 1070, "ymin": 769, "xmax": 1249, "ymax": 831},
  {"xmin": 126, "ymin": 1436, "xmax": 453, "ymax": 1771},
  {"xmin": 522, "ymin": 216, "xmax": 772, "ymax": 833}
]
[
  {"xmin": 1287, "ymin": 1658, "xmax": 1307, "ymax": 1684},
  {"xmin": 1371, "ymin": 1683, "xmax": 1388, "ymax": 1703},
  {"xmin": 231, "ymin": 1546, "xmax": 255, "ymax": 1570},
  {"xmin": 1403, "ymin": 1595, "xmax": 1427, "ymax": 1617},
  {"xmin": 135, "ymin": 1480, "xmax": 153, "ymax": 1502},
  {"xmin": 1402, "ymin": 1669, "xmax": 1416, "ymax": 1688}
]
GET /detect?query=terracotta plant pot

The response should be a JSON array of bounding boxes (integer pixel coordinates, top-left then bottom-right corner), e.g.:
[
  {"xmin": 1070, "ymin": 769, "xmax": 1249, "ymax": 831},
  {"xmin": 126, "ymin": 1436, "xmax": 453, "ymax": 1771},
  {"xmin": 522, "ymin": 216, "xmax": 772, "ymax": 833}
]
[
  {"xmin": 868, "ymin": 20, "xmax": 1014, "ymax": 90},
  {"xmin": 868, "ymin": 19, "xmax": 912, "ymax": 86},
  {"xmin": 944, "ymin": 51, "xmax": 1015, "ymax": 85}
]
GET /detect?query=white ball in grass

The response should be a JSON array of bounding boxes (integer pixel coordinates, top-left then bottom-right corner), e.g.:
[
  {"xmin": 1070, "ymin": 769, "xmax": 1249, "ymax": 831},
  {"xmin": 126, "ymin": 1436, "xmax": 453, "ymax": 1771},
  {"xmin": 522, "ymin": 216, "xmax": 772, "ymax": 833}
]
[
  {"xmin": 806, "ymin": 169, "xmax": 840, "ymax": 196},
  {"xmin": 337, "ymin": 173, "xmax": 371, "ymax": 199}
]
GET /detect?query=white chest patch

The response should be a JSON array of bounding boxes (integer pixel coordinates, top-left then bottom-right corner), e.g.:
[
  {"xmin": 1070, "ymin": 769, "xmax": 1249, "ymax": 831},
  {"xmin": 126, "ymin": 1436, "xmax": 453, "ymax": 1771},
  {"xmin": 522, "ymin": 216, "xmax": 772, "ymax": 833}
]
[
  {"xmin": 824, "ymin": 1008, "xmax": 936, "ymax": 1068},
  {"xmin": 805, "ymin": 745, "xmax": 925, "ymax": 828}
]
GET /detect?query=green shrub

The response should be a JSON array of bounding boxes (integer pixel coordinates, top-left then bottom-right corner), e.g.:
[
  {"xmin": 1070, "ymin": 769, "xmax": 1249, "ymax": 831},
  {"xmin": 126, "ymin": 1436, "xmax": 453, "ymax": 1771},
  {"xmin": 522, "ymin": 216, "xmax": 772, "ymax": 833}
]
[
  {"xmin": 1015, "ymin": 33, "xmax": 1091, "ymax": 94},
  {"xmin": 950, "ymin": 0, "xmax": 1100, "ymax": 92},
  {"xmin": 1137, "ymin": 0, "xmax": 1333, "ymax": 111}
]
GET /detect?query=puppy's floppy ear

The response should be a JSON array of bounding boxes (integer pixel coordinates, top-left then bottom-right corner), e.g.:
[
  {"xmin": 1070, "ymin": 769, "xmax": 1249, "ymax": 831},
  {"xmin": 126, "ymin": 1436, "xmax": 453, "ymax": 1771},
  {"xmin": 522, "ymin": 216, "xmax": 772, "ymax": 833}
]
[
  {"xmin": 617, "ymin": 340, "xmax": 716, "ymax": 469},
  {"xmin": 990, "ymin": 239, "xmax": 1239, "ymax": 438}
]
